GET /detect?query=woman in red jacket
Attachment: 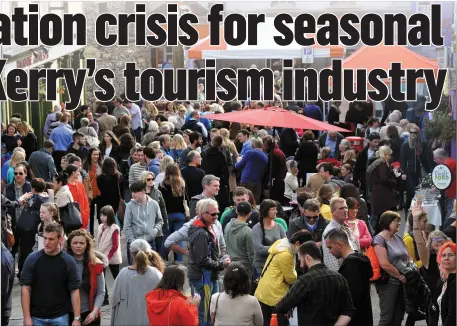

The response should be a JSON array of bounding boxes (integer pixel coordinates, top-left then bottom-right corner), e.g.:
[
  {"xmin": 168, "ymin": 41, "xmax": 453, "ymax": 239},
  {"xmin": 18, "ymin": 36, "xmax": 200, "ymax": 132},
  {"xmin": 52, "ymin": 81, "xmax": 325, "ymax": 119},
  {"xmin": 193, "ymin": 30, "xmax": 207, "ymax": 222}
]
[
  {"xmin": 146, "ymin": 265, "xmax": 200, "ymax": 326},
  {"xmin": 67, "ymin": 229, "xmax": 106, "ymax": 325},
  {"xmin": 66, "ymin": 164, "xmax": 90, "ymax": 230},
  {"xmin": 345, "ymin": 197, "xmax": 372, "ymax": 251}
]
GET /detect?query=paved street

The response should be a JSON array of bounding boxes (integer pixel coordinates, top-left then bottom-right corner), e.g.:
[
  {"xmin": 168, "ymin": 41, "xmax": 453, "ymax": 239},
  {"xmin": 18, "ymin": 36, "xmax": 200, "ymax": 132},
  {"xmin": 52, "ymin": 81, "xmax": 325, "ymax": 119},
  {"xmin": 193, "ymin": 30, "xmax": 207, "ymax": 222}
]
[{"xmin": 7, "ymin": 211, "xmax": 427, "ymax": 326}]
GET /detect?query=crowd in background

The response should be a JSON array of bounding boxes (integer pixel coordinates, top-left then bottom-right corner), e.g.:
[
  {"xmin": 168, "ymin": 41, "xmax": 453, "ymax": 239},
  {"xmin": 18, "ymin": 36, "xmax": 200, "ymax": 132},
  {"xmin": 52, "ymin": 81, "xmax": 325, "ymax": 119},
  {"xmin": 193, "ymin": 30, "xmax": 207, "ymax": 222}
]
[{"xmin": 0, "ymin": 83, "xmax": 456, "ymax": 326}]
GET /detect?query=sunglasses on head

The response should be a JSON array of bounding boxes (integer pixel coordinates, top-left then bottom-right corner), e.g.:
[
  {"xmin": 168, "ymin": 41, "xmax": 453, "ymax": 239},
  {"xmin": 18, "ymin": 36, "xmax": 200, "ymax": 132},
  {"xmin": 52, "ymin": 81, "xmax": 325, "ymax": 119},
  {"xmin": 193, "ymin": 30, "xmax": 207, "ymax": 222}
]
[
  {"xmin": 206, "ymin": 212, "xmax": 219, "ymax": 217},
  {"xmin": 14, "ymin": 172, "xmax": 24, "ymax": 176}
]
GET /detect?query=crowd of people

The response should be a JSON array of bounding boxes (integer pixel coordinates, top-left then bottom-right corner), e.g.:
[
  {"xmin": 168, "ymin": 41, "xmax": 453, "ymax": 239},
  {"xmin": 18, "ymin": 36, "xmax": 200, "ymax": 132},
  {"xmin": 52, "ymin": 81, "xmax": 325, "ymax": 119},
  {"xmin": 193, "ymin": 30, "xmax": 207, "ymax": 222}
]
[{"xmin": 0, "ymin": 93, "xmax": 456, "ymax": 326}]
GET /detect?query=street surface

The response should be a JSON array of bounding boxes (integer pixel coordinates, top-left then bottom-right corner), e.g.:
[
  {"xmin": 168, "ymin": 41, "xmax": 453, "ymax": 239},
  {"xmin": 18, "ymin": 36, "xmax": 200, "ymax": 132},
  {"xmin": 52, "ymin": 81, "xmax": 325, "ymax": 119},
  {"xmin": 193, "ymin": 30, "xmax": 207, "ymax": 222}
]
[{"xmin": 8, "ymin": 211, "xmax": 427, "ymax": 325}]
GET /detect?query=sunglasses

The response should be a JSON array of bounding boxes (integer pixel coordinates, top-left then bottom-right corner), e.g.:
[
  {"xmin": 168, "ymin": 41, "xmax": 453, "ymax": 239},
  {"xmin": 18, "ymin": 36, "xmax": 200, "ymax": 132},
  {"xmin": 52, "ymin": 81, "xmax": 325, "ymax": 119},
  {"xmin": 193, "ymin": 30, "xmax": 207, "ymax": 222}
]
[
  {"xmin": 14, "ymin": 172, "xmax": 24, "ymax": 176},
  {"xmin": 305, "ymin": 215, "xmax": 318, "ymax": 220},
  {"xmin": 206, "ymin": 212, "xmax": 220, "ymax": 217},
  {"xmin": 410, "ymin": 132, "xmax": 418, "ymax": 135},
  {"xmin": 147, "ymin": 178, "xmax": 154, "ymax": 181}
]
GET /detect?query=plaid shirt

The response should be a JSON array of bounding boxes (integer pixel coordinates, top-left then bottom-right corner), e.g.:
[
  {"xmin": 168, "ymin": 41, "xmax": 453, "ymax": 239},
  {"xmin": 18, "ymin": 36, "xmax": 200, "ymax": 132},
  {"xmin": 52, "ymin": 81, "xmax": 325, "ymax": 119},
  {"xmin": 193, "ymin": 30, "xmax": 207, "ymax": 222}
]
[
  {"xmin": 322, "ymin": 220, "xmax": 360, "ymax": 271},
  {"xmin": 276, "ymin": 263, "xmax": 355, "ymax": 325}
]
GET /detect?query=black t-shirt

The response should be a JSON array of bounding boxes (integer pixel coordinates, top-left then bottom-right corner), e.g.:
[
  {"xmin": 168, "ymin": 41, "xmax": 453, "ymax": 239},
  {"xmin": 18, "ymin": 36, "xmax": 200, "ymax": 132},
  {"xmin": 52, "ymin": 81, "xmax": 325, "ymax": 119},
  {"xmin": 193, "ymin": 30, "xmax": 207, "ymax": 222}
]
[
  {"xmin": 181, "ymin": 166, "xmax": 205, "ymax": 198},
  {"xmin": 20, "ymin": 250, "xmax": 80, "ymax": 319}
]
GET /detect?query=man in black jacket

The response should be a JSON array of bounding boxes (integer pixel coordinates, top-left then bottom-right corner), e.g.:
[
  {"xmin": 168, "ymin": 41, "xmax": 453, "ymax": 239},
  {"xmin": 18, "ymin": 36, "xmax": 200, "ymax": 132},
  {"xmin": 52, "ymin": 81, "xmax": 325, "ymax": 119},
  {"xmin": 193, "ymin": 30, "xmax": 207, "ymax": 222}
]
[
  {"xmin": 276, "ymin": 241, "xmax": 355, "ymax": 326},
  {"xmin": 325, "ymin": 228, "xmax": 373, "ymax": 326},
  {"xmin": 188, "ymin": 199, "xmax": 230, "ymax": 325},
  {"xmin": 288, "ymin": 199, "xmax": 328, "ymax": 245}
]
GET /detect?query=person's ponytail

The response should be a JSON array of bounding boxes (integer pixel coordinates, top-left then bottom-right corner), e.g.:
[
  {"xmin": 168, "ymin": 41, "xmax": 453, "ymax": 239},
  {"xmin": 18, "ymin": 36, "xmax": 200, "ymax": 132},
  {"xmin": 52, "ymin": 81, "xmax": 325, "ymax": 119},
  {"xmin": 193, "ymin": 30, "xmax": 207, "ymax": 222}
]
[
  {"xmin": 134, "ymin": 250, "xmax": 150, "ymax": 274},
  {"xmin": 148, "ymin": 250, "xmax": 165, "ymax": 274}
]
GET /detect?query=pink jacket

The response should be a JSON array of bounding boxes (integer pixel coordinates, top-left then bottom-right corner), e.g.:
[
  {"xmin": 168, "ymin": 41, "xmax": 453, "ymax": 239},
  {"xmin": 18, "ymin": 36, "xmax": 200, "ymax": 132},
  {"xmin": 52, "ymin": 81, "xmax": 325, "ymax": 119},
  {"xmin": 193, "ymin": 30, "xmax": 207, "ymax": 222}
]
[{"xmin": 345, "ymin": 219, "xmax": 372, "ymax": 249}]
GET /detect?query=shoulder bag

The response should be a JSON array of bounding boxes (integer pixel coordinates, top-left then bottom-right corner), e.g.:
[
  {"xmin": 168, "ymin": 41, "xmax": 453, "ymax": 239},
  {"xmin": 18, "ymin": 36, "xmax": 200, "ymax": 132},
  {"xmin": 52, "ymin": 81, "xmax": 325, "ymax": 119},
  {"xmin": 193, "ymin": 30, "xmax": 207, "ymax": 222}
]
[
  {"xmin": 251, "ymin": 254, "xmax": 276, "ymax": 295},
  {"xmin": 116, "ymin": 175, "xmax": 126, "ymax": 223},
  {"xmin": 211, "ymin": 292, "xmax": 222, "ymax": 325},
  {"xmin": 59, "ymin": 193, "xmax": 82, "ymax": 234},
  {"xmin": 16, "ymin": 207, "xmax": 40, "ymax": 236}
]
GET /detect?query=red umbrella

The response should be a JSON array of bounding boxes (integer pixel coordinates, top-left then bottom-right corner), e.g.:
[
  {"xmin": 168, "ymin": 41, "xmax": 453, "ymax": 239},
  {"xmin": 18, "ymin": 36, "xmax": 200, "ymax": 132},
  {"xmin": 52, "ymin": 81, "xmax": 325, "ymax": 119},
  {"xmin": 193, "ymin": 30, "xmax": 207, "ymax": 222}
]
[{"xmin": 204, "ymin": 107, "xmax": 349, "ymax": 132}]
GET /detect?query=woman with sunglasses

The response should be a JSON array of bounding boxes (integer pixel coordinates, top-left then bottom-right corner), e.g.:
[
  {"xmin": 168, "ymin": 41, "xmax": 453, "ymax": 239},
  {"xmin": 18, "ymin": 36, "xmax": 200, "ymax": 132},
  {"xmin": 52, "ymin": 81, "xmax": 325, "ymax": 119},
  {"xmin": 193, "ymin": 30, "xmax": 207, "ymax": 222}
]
[
  {"xmin": 140, "ymin": 171, "xmax": 168, "ymax": 257},
  {"xmin": 412, "ymin": 202, "xmax": 451, "ymax": 298},
  {"xmin": 400, "ymin": 124, "xmax": 434, "ymax": 215},
  {"xmin": 428, "ymin": 241, "xmax": 456, "ymax": 326}
]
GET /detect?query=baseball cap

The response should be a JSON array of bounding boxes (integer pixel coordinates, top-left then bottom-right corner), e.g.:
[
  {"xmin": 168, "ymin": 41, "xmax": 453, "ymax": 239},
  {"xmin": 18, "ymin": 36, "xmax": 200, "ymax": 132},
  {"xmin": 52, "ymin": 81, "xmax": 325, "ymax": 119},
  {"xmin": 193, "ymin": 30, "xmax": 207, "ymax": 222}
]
[
  {"xmin": 236, "ymin": 201, "xmax": 252, "ymax": 215},
  {"xmin": 367, "ymin": 132, "xmax": 380, "ymax": 141}
]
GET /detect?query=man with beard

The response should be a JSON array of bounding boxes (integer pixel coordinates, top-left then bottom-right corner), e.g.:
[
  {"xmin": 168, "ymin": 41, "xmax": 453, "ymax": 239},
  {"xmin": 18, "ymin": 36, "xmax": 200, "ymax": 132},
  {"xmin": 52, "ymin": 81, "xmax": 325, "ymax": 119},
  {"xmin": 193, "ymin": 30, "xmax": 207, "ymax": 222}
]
[
  {"xmin": 66, "ymin": 132, "xmax": 89, "ymax": 162},
  {"xmin": 325, "ymin": 229, "xmax": 373, "ymax": 326},
  {"xmin": 276, "ymin": 241, "xmax": 355, "ymax": 326},
  {"xmin": 179, "ymin": 132, "xmax": 203, "ymax": 169}
]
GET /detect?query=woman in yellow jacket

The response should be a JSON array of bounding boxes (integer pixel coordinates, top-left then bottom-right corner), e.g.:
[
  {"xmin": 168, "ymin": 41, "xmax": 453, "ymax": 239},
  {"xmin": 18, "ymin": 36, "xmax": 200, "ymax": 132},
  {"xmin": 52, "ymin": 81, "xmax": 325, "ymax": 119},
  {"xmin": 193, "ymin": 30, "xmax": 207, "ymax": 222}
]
[
  {"xmin": 255, "ymin": 230, "xmax": 312, "ymax": 326},
  {"xmin": 403, "ymin": 211, "xmax": 429, "ymax": 269}
]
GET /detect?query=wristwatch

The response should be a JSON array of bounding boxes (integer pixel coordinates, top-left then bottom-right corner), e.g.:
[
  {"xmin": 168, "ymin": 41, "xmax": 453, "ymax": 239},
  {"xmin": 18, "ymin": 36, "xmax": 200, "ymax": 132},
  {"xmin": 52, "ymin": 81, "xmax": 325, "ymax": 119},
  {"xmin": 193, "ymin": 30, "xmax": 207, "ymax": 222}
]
[{"xmin": 74, "ymin": 316, "xmax": 81, "ymax": 321}]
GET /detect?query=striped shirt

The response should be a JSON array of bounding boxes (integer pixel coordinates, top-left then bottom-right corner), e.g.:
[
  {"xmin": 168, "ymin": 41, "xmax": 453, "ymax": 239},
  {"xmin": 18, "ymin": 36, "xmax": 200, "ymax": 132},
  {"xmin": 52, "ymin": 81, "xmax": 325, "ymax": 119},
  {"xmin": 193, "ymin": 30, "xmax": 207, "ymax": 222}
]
[{"xmin": 128, "ymin": 162, "xmax": 146, "ymax": 186}]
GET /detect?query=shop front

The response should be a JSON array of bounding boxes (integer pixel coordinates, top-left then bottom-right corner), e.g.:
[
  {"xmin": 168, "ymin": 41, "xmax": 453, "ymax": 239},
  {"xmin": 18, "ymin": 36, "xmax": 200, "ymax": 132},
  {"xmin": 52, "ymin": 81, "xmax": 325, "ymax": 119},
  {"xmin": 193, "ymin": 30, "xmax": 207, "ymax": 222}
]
[{"xmin": 2, "ymin": 44, "xmax": 86, "ymax": 145}]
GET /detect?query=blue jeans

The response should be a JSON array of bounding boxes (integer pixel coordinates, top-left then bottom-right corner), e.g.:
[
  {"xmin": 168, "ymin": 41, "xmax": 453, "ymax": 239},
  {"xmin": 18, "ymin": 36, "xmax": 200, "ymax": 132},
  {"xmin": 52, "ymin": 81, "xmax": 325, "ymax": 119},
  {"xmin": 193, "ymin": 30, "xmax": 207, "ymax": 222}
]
[
  {"xmin": 161, "ymin": 212, "xmax": 186, "ymax": 262},
  {"xmin": 126, "ymin": 239, "xmax": 156, "ymax": 265},
  {"xmin": 31, "ymin": 314, "xmax": 68, "ymax": 326},
  {"xmin": 190, "ymin": 278, "xmax": 220, "ymax": 326}
]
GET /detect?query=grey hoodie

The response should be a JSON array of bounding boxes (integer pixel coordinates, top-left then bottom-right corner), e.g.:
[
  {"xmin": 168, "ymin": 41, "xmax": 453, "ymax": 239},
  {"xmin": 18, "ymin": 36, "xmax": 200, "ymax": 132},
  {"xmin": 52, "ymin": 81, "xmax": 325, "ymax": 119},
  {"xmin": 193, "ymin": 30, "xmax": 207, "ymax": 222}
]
[
  {"xmin": 123, "ymin": 196, "xmax": 163, "ymax": 244},
  {"xmin": 224, "ymin": 220, "xmax": 255, "ymax": 275}
]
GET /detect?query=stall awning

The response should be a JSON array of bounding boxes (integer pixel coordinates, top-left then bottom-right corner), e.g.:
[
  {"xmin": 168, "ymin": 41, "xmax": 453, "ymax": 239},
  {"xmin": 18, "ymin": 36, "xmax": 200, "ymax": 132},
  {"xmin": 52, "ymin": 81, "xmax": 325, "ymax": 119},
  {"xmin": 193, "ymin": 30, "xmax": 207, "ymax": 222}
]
[
  {"xmin": 187, "ymin": 18, "xmax": 345, "ymax": 60},
  {"xmin": 340, "ymin": 44, "xmax": 439, "ymax": 71}
]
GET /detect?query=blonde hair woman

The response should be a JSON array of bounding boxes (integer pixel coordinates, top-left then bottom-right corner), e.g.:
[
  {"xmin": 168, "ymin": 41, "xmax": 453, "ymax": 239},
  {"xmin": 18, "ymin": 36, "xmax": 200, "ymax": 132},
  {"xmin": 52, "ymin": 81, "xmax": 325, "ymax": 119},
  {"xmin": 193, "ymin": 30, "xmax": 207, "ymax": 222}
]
[
  {"xmin": 168, "ymin": 105, "xmax": 187, "ymax": 130},
  {"xmin": 343, "ymin": 150, "xmax": 357, "ymax": 166},
  {"xmin": 170, "ymin": 134, "xmax": 187, "ymax": 162},
  {"xmin": 16, "ymin": 121, "xmax": 37, "ymax": 160},
  {"xmin": 220, "ymin": 128, "xmax": 239, "ymax": 192},
  {"xmin": 154, "ymin": 155, "xmax": 174, "ymax": 186},
  {"xmin": 7, "ymin": 150, "xmax": 26, "ymax": 183},
  {"xmin": 142, "ymin": 101, "xmax": 159, "ymax": 123},
  {"xmin": 111, "ymin": 239, "xmax": 164, "ymax": 326},
  {"xmin": 317, "ymin": 184, "xmax": 334, "ymax": 220}
]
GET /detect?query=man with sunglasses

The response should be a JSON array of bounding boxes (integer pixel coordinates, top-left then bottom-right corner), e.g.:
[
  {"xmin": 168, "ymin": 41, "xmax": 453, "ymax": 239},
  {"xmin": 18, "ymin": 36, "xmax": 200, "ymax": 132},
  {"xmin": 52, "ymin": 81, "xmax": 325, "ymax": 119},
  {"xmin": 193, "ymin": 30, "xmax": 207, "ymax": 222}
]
[
  {"xmin": 288, "ymin": 199, "xmax": 328, "ymax": 247},
  {"xmin": 188, "ymin": 198, "xmax": 230, "ymax": 325}
]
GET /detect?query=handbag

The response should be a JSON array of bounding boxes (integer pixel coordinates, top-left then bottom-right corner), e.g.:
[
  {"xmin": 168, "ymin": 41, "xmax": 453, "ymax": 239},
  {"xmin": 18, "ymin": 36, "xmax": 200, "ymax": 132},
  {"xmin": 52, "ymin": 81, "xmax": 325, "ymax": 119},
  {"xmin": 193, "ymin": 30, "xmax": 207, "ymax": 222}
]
[
  {"xmin": 251, "ymin": 254, "xmax": 276, "ymax": 295},
  {"xmin": 60, "ymin": 194, "xmax": 82, "ymax": 234},
  {"xmin": 16, "ymin": 207, "xmax": 40, "ymax": 236},
  {"xmin": 211, "ymin": 293, "xmax": 222, "ymax": 325},
  {"xmin": 116, "ymin": 176, "xmax": 126, "ymax": 223}
]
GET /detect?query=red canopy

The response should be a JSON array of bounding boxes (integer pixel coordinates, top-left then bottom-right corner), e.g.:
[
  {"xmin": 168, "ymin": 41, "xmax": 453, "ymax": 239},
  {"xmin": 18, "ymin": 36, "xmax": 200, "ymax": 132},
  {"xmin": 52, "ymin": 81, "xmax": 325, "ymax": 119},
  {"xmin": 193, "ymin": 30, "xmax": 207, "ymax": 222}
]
[{"xmin": 204, "ymin": 107, "xmax": 349, "ymax": 132}]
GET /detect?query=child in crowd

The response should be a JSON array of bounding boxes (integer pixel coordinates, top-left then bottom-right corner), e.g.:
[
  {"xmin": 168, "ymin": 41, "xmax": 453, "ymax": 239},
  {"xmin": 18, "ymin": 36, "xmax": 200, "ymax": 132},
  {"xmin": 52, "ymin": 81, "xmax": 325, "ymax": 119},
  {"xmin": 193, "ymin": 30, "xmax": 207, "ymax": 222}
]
[{"xmin": 34, "ymin": 202, "xmax": 63, "ymax": 251}]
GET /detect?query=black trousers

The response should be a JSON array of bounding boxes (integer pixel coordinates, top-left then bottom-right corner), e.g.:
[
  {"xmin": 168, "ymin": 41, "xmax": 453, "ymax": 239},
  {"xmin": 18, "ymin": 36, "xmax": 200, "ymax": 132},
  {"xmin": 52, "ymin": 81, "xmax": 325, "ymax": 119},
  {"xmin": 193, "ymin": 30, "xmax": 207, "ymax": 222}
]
[
  {"xmin": 103, "ymin": 264, "xmax": 120, "ymax": 300},
  {"xmin": 259, "ymin": 301, "xmax": 289, "ymax": 326},
  {"xmin": 18, "ymin": 233, "xmax": 35, "ymax": 278}
]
